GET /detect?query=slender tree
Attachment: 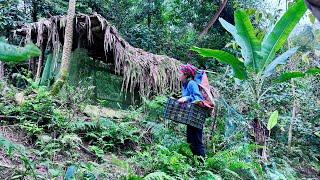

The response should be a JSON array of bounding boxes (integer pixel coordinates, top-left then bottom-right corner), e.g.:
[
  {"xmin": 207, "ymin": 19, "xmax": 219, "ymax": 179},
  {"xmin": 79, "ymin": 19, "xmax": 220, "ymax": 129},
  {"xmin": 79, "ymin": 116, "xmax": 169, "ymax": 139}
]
[
  {"xmin": 199, "ymin": 0, "xmax": 228, "ymax": 37},
  {"xmin": 0, "ymin": 62, "xmax": 4, "ymax": 79},
  {"xmin": 51, "ymin": 0, "xmax": 76, "ymax": 95}
]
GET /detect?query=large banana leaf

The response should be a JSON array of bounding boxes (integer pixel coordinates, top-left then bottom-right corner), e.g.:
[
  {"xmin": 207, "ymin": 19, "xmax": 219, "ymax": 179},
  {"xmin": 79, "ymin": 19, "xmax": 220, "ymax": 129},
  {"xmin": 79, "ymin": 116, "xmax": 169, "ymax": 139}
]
[
  {"xmin": 260, "ymin": 0, "xmax": 307, "ymax": 70},
  {"xmin": 234, "ymin": 10, "xmax": 261, "ymax": 73},
  {"xmin": 275, "ymin": 68, "xmax": 319, "ymax": 82},
  {"xmin": 219, "ymin": 18, "xmax": 250, "ymax": 66},
  {"xmin": 305, "ymin": 67, "xmax": 320, "ymax": 75},
  {"xmin": 191, "ymin": 46, "xmax": 247, "ymax": 80},
  {"xmin": 275, "ymin": 71, "xmax": 305, "ymax": 82},
  {"xmin": 0, "ymin": 41, "xmax": 41, "ymax": 63},
  {"xmin": 262, "ymin": 47, "xmax": 299, "ymax": 78}
]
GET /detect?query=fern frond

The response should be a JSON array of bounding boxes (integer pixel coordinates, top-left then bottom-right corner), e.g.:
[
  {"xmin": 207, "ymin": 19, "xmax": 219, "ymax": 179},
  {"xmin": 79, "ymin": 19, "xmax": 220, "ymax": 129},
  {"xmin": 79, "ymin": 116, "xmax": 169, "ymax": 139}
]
[{"xmin": 144, "ymin": 171, "xmax": 173, "ymax": 180}]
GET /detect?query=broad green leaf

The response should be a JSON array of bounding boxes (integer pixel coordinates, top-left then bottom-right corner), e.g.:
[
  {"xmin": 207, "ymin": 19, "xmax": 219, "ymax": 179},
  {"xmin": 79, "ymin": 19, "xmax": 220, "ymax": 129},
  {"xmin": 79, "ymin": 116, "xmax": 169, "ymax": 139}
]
[
  {"xmin": 275, "ymin": 71, "xmax": 305, "ymax": 83},
  {"xmin": 305, "ymin": 67, "xmax": 320, "ymax": 75},
  {"xmin": 262, "ymin": 47, "xmax": 299, "ymax": 78},
  {"xmin": 0, "ymin": 41, "xmax": 41, "ymax": 63},
  {"xmin": 219, "ymin": 18, "xmax": 255, "ymax": 71},
  {"xmin": 315, "ymin": 131, "xmax": 320, "ymax": 138},
  {"xmin": 191, "ymin": 46, "xmax": 247, "ymax": 80},
  {"xmin": 267, "ymin": 110, "xmax": 279, "ymax": 131},
  {"xmin": 219, "ymin": 18, "xmax": 240, "ymax": 43},
  {"xmin": 234, "ymin": 10, "xmax": 261, "ymax": 73},
  {"xmin": 275, "ymin": 68, "xmax": 319, "ymax": 83},
  {"xmin": 260, "ymin": 0, "xmax": 307, "ymax": 70}
]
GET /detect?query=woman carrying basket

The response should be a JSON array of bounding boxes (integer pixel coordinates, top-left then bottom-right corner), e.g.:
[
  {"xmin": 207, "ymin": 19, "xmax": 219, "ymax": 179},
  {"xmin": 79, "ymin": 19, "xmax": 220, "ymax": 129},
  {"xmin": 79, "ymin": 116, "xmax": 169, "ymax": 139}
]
[{"xmin": 177, "ymin": 64, "xmax": 206, "ymax": 157}]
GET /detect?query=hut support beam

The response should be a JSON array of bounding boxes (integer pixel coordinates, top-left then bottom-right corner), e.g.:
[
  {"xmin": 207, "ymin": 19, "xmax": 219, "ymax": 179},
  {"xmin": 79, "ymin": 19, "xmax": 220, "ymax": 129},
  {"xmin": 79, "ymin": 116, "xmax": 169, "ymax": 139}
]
[{"xmin": 35, "ymin": 42, "xmax": 46, "ymax": 83}]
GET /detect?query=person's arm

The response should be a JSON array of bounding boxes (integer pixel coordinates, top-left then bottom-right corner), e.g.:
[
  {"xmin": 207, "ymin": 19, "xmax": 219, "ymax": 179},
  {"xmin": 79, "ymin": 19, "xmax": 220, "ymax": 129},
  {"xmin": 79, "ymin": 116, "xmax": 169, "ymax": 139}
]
[
  {"xmin": 178, "ymin": 81, "xmax": 202, "ymax": 103},
  {"xmin": 187, "ymin": 81, "xmax": 203, "ymax": 103}
]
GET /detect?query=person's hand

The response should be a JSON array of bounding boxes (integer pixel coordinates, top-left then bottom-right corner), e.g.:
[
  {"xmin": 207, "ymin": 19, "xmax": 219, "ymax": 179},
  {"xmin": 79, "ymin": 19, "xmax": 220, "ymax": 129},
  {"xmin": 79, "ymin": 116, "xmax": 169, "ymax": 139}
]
[{"xmin": 177, "ymin": 97, "xmax": 188, "ymax": 103}]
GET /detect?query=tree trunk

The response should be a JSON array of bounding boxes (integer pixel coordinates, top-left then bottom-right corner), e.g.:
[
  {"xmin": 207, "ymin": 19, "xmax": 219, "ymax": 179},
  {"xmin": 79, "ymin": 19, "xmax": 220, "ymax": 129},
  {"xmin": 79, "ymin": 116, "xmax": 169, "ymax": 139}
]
[
  {"xmin": 31, "ymin": 0, "xmax": 38, "ymax": 22},
  {"xmin": 0, "ymin": 62, "xmax": 4, "ymax": 80},
  {"xmin": 93, "ymin": 59, "xmax": 98, "ymax": 102},
  {"xmin": 288, "ymin": 101, "xmax": 296, "ymax": 150},
  {"xmin": 26, "ymin": 0, "xmax": 38, "ymax": 76},
  {"xmin": 288, "ymin": 80, "xmax": 298, "ymax": 150},
  {"xmin": 28, "ymin": 58, "xmax": 36, "ymax": 76},
  {"xmin": 147, "ymin": 0, "xmax": 152, "ymax": 28},
  {"xmin": 250, "ymin": 118, "xmax": 268, "ymax": 161},
  {"xmin": 51, "ymin": 0, "xmax": 76, "ymax": 95},
  {"xmin": 199, "ymin": 0, "xmax": 228, "ymax": 37}
]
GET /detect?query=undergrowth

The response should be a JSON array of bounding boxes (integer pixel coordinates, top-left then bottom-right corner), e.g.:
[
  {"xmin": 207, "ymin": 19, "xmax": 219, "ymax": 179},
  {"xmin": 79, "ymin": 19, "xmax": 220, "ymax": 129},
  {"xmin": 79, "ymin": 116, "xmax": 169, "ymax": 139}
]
[{"xmin": 0, "ymin": 78, "xmax": 319, "ymax": 179}]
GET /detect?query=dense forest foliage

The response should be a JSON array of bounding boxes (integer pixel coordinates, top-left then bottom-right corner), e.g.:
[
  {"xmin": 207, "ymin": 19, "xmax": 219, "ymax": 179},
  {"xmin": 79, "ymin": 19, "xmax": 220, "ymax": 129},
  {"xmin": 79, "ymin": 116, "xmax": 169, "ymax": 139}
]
[{"xmin": 0, "ymin": 0, "xmax": 319, "ymax": 179}]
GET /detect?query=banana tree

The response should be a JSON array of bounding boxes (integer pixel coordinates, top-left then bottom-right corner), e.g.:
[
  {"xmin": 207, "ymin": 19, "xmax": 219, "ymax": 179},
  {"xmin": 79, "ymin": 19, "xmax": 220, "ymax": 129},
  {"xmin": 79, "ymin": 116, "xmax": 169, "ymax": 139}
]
[
  {"xmin": 191, "ymin": 0, "xmax": 312, "ymax": 103},
  {"xmin": 192, "ymin": 0, "xmax": 320, "ymax": 160}
]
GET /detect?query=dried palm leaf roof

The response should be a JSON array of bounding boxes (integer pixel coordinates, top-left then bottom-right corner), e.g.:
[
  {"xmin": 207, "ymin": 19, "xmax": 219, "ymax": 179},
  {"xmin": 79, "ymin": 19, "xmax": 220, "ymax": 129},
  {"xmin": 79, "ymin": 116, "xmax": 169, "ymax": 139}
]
[{"xmin": 14, "ymin": 13, "xmax": 181, "ymax": 99}]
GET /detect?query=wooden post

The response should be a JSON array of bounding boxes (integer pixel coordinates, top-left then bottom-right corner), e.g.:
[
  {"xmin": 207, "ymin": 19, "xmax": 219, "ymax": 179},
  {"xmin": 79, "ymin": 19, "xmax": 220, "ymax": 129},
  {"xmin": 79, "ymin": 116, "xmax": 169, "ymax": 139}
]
[{"xmin": 35, "ymin": 43, "xmax": 46, "ymax": 83}]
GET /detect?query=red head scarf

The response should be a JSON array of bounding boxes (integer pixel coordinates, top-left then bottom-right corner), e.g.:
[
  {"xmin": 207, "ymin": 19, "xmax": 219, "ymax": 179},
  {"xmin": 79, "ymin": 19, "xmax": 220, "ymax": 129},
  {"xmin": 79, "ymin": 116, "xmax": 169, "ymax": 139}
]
[{"xmin": 179, "ymin": 64, "xmax": 197, "ymax": 78}]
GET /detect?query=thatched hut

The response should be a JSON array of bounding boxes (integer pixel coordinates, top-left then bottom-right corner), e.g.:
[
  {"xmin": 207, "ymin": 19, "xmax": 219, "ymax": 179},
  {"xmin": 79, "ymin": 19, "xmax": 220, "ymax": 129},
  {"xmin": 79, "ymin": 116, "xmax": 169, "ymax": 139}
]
[{"xmin": 14, "ymin": 13, "xmax": 181, "ymax": 103}]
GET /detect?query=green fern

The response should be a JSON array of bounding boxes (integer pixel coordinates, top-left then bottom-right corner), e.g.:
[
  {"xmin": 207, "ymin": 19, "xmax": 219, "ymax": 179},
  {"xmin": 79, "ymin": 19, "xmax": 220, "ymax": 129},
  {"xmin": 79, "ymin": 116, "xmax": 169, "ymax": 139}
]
[
  {"xmin": 205, "ymin": 143, "xmax": 262, "ymax": 179},
  {"xmin": 223, "ymin": 168, "xmax": 242, "ymax": 179},
  {"xmin": 0, "ymin": 135, "xmax": 37, "ymax": 178},
  {"xmin": 19, "ymin": 121, "xmax": 44, "ymax": 136},
  {"xmin": 229, "ymin": 161, "xmax": 252, "ymax": 171},
  {"xmin": 0, "ymin": 135, "xmax": 18, "ymax": 157},
  {"xmin": 68, "ymin": 120, "xmax": 98, "ymax": 132},
  {"xmin": 198, "ymin": 170, "xmax": 222, "ymax": 180}
]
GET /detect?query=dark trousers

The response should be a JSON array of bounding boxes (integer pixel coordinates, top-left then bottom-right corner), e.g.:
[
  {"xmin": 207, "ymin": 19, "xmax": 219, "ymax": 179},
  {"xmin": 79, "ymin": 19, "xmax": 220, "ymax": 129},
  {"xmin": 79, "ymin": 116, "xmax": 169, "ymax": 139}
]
[{"xmin": 187, "ymin": 125, "xmax": 205, "ymax": 157}]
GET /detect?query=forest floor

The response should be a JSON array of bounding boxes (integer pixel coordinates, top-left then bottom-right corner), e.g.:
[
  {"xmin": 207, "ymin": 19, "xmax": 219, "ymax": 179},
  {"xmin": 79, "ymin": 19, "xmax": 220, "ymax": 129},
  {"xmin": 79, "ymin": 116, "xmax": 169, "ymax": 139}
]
[{"xmin": 0, "ymin": 106, "xmax": 132, "ymax": 179}]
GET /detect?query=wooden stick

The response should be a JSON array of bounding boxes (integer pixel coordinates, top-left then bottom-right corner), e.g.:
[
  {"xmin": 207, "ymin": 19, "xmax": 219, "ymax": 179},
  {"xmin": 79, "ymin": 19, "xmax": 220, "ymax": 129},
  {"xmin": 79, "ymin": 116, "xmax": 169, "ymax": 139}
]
[
  {"xmin": 0, "ymin": 163, "xmax": 14, "ymax": 169},
  {"xmin": 0, "ymin": 115, "xmax": 19, "ymax": 120},
  {"xmin": 202, "ymin": 70, "xmax": 218, "ymax": 74},
  {"xmin": 78, "ymin": 144, "xmax": 97, "ymax": 158}
]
